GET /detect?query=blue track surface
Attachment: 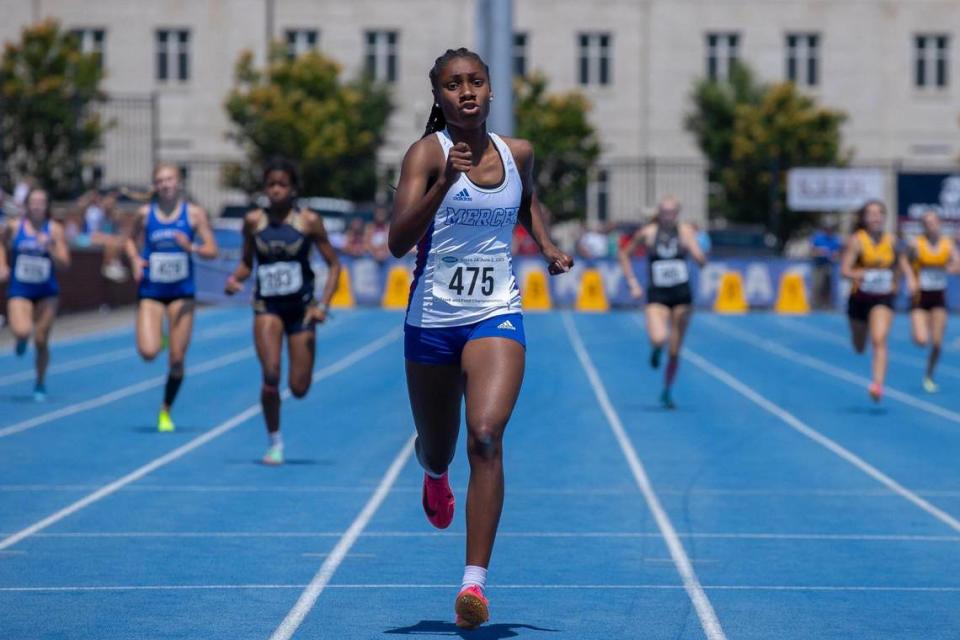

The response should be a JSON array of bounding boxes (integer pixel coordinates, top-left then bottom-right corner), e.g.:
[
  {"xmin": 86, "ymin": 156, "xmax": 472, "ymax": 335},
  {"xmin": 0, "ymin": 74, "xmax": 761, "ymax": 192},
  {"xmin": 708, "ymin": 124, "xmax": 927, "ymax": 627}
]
[{"xmin": 1, "ymin": 308, "xmax": 959, "ymax": 639}]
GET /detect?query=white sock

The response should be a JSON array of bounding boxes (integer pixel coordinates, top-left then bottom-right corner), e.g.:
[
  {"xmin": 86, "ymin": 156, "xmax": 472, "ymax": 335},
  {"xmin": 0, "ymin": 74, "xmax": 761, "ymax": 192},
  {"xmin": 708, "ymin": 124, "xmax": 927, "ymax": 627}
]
[
  {"xmin": 461, "ymin": 565, "xmax": 487, "ymax": 592},
  {"xmin": 269, "ymin": 432, "xmax": 283, "ymax": 447}
]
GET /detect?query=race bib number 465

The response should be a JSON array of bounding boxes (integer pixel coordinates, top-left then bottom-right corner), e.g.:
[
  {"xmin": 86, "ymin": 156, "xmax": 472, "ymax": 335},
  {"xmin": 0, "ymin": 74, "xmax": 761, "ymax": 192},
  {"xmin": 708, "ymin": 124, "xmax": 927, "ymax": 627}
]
[
  {"xmin": 14, "ymin": 255, "xmax": 51, "ymax": 284},
  {"xmin": 149, "ymin": 252, "xmax": 189, "ymax": 283},
  {"xmin": 433, "ymin": 254, "xmax": 512, "ymax": 307},
  {"xmin": 258, "ymin": 261, "xmax": 303, "ymax": 297},
  {"xmin": 651, "ymin": 259, "xmax": 689, "ymax": 288}
]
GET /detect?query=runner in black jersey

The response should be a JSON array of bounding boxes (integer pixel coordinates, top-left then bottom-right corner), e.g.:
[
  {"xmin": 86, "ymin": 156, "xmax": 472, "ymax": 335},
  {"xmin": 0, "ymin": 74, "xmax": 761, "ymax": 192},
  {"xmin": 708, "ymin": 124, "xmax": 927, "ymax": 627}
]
[
  {"xmin": 618, "ymin": 196, "xmax": 707, "ymax": 408},
  {"xmin": 225, "ymin": 158, "xmax": 340, "ymax": 465}
]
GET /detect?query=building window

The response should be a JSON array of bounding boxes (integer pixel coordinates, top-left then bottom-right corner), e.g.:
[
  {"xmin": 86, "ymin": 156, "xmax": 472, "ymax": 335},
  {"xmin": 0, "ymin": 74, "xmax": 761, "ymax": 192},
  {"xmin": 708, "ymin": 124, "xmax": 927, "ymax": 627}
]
[
  {"xmin": 578, "ymin": 32, "xmax": 612, "ymax": 86},
  {"xmin": 365, "ymin": 30, "xmax": 398, "ymax": 83},
  {"xmin": 786, "ymin": 32, "xmax": 819, "ymax": 87},
  {"xmin": 915, "ymin": 34, "xmax": 949, "ymax": 88},
  {"xmin": 156, "ymin": 29, "xmax": 190, "ymax": 82},
  {"xmin": 513, "ymin": 32, "xmax": 528, "ymax": 77},
  {"xmin": 285, "ymin": 29, "xmax": 318, "ymax": 59},
  {"xmin": 706, "ymin": 32, "xmax": 740, "ymax": 80},
  {"xmin": 595, "ymin": 169, "xmax": 609, "ymax": 222},
  {"xmin": 70, "ymin": 28, "xmax": 105, "ymax": 69}
]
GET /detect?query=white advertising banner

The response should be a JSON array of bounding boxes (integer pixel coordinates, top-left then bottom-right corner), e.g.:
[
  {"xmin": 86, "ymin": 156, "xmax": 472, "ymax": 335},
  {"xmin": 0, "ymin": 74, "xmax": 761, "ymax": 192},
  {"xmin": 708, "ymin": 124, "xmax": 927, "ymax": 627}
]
[{"xmin": 787, "ymin": 168, "xmax": 886, "ymax": 212}]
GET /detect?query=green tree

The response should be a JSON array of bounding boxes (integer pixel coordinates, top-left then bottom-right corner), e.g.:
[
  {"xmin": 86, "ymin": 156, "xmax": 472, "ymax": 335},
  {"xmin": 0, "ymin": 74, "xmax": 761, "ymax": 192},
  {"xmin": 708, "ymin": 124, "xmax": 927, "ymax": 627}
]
[
  {"xmin": 685, "ymin": 64, "xmax": 847, "ymax": 245},
  {"xmin": 0, "ymin": 19, "xmax": 107, "ymax": 197},
  {"xmin": 514, "ymin": 72, "xmax": 600, "ymax": 222},
  {"xmin": 224, "ymin": 46, "xmax": 391, "ymax": 201}
]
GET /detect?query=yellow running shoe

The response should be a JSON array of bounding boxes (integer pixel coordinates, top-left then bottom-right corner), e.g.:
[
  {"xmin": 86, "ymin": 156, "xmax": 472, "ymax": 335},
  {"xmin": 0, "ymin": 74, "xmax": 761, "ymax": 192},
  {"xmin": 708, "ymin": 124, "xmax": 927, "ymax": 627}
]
[{"xmin": 157, "ymin": 409, "xmax": 175, "ymax": 432}]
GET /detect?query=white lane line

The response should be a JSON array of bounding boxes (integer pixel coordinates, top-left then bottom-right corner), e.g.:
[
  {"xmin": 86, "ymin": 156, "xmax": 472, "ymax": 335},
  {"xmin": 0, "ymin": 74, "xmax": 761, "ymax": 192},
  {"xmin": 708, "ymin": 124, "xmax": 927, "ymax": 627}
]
[
  {"xmin": 2, "ymin": 531, "xmax": 957, "ymax": 542},
  {"xmin": 775, "ymin": 316, "xmax": 960, "ymax": 379},
  {"xmin": 704, "ymin": 316, "xmax": 960, "ymax": 429},
  {"xmin": 6, "ymin": 483, "xmax": 960, "ymax": 498},
  {"xmin": 0, "ymin": 348, "xmax": 254, "ymax": 438},
  {"xmin": 682, "ymin": 346, "xmax": 960, "ymax": 534},
  {"xmin": 562, "ymin": 313, "xmax": 727, "ymax": 640},
  {"xmin": 269, "ymin": 433, "xmax": 416, "ymax": 640},
  {"xmin": 0, "ymin": 330, "xmax": 400, "ymax": 552},
  {"xmin": 2, "ymin": 583, "xmax": 959, "ymax": 593},
  {"xmin": 0, "ymin": 319, "xmax": 251, "ymax": 389}
]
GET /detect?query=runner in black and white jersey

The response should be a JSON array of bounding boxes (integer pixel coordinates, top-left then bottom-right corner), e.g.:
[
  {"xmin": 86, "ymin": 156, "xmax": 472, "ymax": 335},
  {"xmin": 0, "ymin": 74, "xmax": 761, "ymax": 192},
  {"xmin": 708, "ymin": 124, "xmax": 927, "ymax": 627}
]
[
  {"xmin": 225, "ymin": 158, "xmax": 340, "ymax": 465},
  {"xmin": 618, "ymin": 196, "xmax": 706, "ymax": 408}
]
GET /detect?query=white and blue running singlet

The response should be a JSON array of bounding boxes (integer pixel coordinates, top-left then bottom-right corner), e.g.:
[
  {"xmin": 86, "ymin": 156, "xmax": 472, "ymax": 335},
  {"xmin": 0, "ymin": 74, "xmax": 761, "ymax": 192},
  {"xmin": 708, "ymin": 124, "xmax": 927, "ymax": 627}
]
[{"xmin": 406, "ymin": 130, "xmax": 523, "ymax": 328}]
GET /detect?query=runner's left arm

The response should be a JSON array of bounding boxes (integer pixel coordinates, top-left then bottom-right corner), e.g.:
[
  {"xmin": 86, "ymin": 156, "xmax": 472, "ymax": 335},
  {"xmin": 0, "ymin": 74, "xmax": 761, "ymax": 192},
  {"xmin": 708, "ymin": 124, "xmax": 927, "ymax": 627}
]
[
  {"xmin": 680, "ymin": 223, "xmax": 707, "ymax": 267},
  {"xmin": 512, "ymin": 138, "xmax": 573, "ymax": 275},
  {"xmin": 188, "ymin": 205, "xmax": 218, "ymax": 259},
  {"xmin": 310, "ymin": 213, "xmax": 341, "ymax": 319},
  {"xmin": 48, "ymin": 221, "xmax": 71, "ymax": 269},
  {"xmin": 898, "ymin": 241, "xmax": 918, "ymax": 296},
  {"xmin": 0, "ymin": 220, "xmax": 10, "ymax": 282}
]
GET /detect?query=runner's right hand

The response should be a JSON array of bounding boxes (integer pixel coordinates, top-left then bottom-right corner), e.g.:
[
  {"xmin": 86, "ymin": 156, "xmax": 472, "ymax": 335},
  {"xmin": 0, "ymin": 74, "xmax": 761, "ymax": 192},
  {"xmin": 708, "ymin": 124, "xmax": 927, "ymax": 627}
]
[
  {"xmin": 224, "ymin": 275, "xmax": 243, "ymax": 295},
  {"xmin": 443, "ymin": 142, "xmax": 472, "ymax": 184}
]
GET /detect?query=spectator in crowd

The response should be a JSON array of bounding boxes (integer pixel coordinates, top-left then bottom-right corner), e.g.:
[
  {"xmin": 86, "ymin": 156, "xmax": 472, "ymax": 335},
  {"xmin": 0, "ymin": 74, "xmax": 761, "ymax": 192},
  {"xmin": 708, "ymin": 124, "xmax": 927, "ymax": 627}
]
[
  {"xmin": 342, "ymin": 216, "xmax": 367, "ymax": 257},
  {"xmin": 365, "ymin": 206, "xmax": 391, "ymax": 262},
  {"xmin": 810, "ymin": 221, "xmax": 843, "ymax": 309},
  {"xmin": 577, "ymin": 223, "xmax": 609, "ymax": 260},
  {"xmin": 72, "ymin": 190, "xmax": 130, "ymax": 282}
]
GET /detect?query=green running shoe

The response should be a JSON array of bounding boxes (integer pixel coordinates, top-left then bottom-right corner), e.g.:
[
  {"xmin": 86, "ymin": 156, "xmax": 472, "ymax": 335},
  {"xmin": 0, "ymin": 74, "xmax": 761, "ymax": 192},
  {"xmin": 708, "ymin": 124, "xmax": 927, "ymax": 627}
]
[
  {"xmin": 923, "ymin": 377, "xmax": 939, "ymax": 394},
  {"xmin": 157, "ymin": 409, "xmax": 175, "ymax": 432}
]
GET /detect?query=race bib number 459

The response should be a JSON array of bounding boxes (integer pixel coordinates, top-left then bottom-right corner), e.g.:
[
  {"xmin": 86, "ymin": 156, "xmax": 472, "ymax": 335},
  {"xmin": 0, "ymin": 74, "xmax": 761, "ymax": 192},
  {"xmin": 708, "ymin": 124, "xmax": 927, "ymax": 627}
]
[
  {"xmin": 258, "ymin": 261, "xmax": 303, "ymax": 297},
  {"xmin": 149, "ymin": 252, "xmax": 189, "ymax": 283},
  {"xmin": 433, "ymin": 254, "xmax": 512, "ymax": 307},
  {"xmin": 14, "ymin": 255, "xmax": 52, "ymax": 284}
]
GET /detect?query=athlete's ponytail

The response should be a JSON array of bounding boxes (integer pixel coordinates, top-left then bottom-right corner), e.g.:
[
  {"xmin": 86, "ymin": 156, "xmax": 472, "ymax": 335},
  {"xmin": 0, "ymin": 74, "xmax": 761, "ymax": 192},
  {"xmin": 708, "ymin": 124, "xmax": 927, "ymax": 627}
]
[
  {"xmin": 422, "ymin": 47, "xmax": 489, "ymax": 139},
  {"xmin": 422, "ymin": 103, "xmax": 447, "ymax": 138}
]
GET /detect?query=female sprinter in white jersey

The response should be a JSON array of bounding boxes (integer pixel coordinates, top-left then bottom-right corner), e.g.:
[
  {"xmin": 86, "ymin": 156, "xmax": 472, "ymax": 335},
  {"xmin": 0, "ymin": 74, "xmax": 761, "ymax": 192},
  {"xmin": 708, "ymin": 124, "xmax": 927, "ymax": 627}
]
[
  {"xmin": 901, "ymin": 209, "xmax": 960, "ymax": 392},
  {"xmin": 618, "ymin": 196, "xmax": 706, "ymax": 408},
  {"xmin": 841, "ymin": 200, "xmax": 914, "ymax": 402},
  {"xmin": 126, "ymin": 163, "xmax": 217, "ymax": 431},
  {"xmin": 390, "ymin": 48, "xmax": 573, "ymax": 629},
  {"xmin": 224, "ymin": 158, "xmax": 340, "ymax": 465},
  {"xmin": 0, "ymin": 187, "xmax": 70, "ymax": 400}
]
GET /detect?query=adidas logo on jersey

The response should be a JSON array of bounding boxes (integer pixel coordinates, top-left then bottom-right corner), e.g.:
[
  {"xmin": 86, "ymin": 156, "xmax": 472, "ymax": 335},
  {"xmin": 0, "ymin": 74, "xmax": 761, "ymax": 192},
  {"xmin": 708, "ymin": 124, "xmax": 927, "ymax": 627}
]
[
  {"xmin": 452, "ymin": 188, "xmax": 472, "ymax": 202},
  {"xmin": 497, "ymin": 319, "xmax": 516, "ymax": 331}
]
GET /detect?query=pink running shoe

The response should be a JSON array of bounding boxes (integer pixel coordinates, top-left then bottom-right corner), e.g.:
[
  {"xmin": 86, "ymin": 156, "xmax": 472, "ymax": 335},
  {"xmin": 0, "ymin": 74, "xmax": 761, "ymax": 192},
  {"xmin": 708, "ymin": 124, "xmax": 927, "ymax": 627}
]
[
  {"xmin": 869, "ymin": 382, "xmax": 883, "ymax": 403},
  {"xmin": 422, "ymin": 472, "xmax": 454, "ymax": 529},
  {"xmin": 455, "ymin": 585, "xmax": 489, "ymax": 629}
]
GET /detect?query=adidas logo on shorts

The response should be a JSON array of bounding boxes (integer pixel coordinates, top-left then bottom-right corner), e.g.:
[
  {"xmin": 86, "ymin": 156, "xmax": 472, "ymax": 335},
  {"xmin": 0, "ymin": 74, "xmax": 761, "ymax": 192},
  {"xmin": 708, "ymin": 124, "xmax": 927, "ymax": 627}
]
[
  {"xmin": 452, "ymin": 188, "xmax": 472, "ymax": 202},
  {"xmin": 497, "ymin": 319, "xmax": 516, "ymax": 331}
]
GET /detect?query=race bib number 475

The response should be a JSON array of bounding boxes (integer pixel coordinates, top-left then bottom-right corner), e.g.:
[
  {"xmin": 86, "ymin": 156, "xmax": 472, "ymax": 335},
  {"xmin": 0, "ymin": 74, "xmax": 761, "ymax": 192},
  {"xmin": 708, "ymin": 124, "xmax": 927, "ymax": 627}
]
[
  {"xmin": 149, "ymin": 252, "xmax": 189, "ymax": 283},
  {"xmin": 14, "ymin": 255, "xmax": 52, "ymax": 284},
  {"xmin": 257, "ymin": 261, "xmax": 303, "ymax": 297},
  {"xmin": 433, "ymin": 254, "xmax": 512, "ymax": 307}
]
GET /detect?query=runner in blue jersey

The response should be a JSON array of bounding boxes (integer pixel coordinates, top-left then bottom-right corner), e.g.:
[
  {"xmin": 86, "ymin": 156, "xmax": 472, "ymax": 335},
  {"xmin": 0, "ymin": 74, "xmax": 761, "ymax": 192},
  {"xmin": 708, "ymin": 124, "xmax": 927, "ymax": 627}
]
[
  {"xmin": 224, "ymin": 158, "xmax": 340, "ymax": 465},
  {"xmin": 0, "ymin": 188, "xmax": 70, "ymax": 401},
  {"xmin": 125, "ymin": 163, "xmax": 217, "ymax": 432},
  {"xmin": 390, "ymin": 48, "xmax": 573, "ymax": 629}
]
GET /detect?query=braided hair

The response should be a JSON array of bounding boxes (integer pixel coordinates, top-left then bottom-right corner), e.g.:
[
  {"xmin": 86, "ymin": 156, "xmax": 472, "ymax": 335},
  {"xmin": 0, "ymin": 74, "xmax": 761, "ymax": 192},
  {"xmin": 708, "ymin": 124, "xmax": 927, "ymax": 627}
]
[
  {"xmin": 262, "ymin": 156, "xmax": 301, "ymax": 193},
  {"xmin": 422, "ymin": 48, "xmax": 490, "ymax": 138}
]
